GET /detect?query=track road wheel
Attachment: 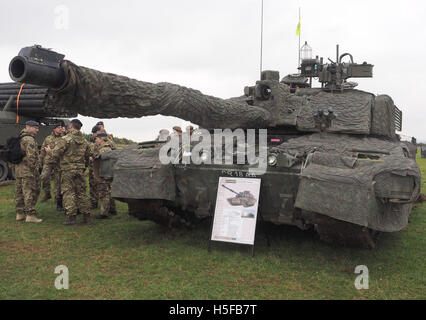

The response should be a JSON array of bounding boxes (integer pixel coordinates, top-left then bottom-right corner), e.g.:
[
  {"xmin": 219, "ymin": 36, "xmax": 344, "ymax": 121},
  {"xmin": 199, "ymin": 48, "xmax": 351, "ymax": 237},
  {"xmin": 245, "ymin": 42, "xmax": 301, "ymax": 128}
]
[
  {"xmin": 314, "ymin": 214, "xmax": 381, "ymax": 249},
  {"xmin": 127, "ymin": 199, "xmax": 193, "ymax": 228}
]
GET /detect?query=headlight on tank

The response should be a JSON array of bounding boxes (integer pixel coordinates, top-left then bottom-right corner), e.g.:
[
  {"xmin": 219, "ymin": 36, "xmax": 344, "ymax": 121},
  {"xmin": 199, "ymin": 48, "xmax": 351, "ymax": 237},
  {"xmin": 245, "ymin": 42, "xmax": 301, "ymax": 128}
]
[{"xmin": 267, "ymin": 154, "xmax": 277, "ymax": 166}]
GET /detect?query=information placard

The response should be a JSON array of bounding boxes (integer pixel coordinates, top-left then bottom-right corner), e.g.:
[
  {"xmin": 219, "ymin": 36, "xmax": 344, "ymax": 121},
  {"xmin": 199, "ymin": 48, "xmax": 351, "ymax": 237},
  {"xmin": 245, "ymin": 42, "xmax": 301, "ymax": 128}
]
[{"xmin": 211, "ymin": 177, "xmax": 261, "ymax": 245}]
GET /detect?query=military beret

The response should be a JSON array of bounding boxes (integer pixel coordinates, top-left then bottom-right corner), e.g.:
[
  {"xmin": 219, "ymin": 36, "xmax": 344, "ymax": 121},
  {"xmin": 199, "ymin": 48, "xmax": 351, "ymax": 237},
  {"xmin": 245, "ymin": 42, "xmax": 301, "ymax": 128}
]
[
  {"xmin": 96, "ymin": 121, "xmax": 104, "ymax": 126},
  {"xmin": 173, "ymin": 126, "xmax": 182, "ymax": 132},
  {"xmin": 53, "ymin": 123, "xmax": 62, "ymax": 129},
  {"xmin": 92, "ymin": 125, "xmax": 101, "ymax": 133},
  {"xmin": 96, "ymin": 132, "xmax": 107, "ymax": 137},
  {"xmin": 26, "ymin": 120, "xmax": 40, "ymax": 127},
  {"xmin": 71, "ymin": 119, "xmax": 83, "ymax": 127}
]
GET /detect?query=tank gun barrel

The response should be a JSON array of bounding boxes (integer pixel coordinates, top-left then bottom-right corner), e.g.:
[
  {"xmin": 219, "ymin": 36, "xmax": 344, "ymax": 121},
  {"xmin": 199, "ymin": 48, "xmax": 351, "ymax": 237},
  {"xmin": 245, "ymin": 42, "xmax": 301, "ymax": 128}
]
[{"xmin": 8, "ymin": 45, "xmax": 272, "ymax": 129}]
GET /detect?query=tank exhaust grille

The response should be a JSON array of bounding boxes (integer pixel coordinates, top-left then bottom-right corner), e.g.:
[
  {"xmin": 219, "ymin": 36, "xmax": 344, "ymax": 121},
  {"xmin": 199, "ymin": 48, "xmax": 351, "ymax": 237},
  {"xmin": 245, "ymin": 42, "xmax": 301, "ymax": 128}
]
[{"xmin": 394, "ymin": 106, "xmax": 402, "ymax": 132}]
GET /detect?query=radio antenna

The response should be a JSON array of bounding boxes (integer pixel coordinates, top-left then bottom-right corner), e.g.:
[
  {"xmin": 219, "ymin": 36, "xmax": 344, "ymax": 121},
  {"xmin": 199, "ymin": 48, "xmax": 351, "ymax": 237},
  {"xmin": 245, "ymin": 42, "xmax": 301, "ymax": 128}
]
[
  {"xmin": 297, "ymin": 7, "xmax": 301, "ymax": 69},
  {"xmin": 260, "ymin": 0, "xmax": 264, "ymax": 79}
]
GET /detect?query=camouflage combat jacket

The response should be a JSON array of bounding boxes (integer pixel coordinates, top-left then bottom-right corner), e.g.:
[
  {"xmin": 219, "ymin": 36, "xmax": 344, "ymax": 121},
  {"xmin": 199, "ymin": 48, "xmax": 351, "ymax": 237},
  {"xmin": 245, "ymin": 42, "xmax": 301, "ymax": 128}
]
[
  {"xmin": 51, "ymin": 130, "xmax": 91, "ymax": 171},
  {"xmin": 88, "ymin": 141, "xmax": 96, "ymax": 169},
  {"xmin": 39, "ymin": 132, "xmax": 63, "ymax": 165},
  {"xmin": 15, "ymin": 129, "xmax": 39, "ymax": 178},
  {"xmin": 93, "ymin": 140, "xmax": 115, "ymax": 181},
  {"xmin": 93, "ymin": 140, "xmax": 115, "ymax": 158},
  {"xmin": 105, "ymin": 132, "xmax": 116, "ymax": 149}
]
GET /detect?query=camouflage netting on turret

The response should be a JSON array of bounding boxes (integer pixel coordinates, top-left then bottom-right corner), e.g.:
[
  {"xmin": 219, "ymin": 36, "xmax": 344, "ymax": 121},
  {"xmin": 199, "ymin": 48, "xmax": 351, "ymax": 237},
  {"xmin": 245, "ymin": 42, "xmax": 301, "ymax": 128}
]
[
  {"xmin": 43, "ymin": 61, "xmax": 395, "ymax": 137},
  {"xmin": 272, "ymin": 133, "xmax": 421, "ymax": 232},
  {"xmin": 371, "ymin": 95, "xmax": 396, "ymax": 138},
  {"xmin": 294, "ymin": 89, "xmax": 373, "ymax": 134}
]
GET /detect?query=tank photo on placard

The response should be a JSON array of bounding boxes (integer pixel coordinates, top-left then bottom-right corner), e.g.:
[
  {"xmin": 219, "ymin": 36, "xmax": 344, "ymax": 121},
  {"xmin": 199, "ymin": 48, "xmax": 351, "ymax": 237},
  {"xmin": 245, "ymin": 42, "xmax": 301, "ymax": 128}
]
[{"xmin": 221, "ymin": 185, "xmax": 257, "ymax": 208}]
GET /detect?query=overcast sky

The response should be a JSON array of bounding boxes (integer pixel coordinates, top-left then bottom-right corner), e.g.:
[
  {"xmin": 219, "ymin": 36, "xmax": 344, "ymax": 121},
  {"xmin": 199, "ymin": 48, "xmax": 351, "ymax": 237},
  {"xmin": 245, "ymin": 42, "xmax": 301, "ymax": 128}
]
[{"xmin": 1, "ymin": 0, "xmax": 425, "ymax": 141}]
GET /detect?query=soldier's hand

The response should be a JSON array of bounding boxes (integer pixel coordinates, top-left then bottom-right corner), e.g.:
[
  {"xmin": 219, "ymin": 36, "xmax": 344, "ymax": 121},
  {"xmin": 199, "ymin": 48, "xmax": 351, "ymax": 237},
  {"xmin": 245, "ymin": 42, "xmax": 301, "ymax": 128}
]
[
  {"xmin": 45, "ymin": 146, "xmax": 51, "ymax": 152},
  {"xmin": 89, "ymin": 156, "xmax": 94, "ymax": 162}
]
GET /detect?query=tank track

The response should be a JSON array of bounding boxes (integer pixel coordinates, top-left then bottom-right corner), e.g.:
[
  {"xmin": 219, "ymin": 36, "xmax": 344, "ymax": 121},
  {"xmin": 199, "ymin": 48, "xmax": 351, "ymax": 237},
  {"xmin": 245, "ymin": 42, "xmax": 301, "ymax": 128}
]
[
  {"xmin": 127, "ymin": 200, "xmax": 381, "ymax": 248},
  {"xmin": 127, "ymin": 199, "xmax": 193, "ymax": 228},
  {"xmin": 314, "ymin": 214, "xmax": 381, "ymax": 249}
]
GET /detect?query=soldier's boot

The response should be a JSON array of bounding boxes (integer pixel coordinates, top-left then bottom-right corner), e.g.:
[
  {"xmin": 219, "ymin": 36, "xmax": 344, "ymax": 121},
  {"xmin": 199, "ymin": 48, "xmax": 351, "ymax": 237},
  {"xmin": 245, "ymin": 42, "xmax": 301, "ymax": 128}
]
[
  {"xmin": 25, "ymin": 215, "xmax": 43, "ymax": 223},
  {"xmin": 56, "ymin": 198, "xmax": 65, "ymax": 212},
  {"xmin": 63, "ymin": 215, "xmax": 77, "ymax": 226},
  {"xmin": 16, "ymin": 213, "xmax": 26, "ymax": 221},
  {"xmin": 41, "ymin": 193, "xmax": 51, "ymax": 202},
  {"xmin": 94, "ymin": 214, "xmax": 109, "ymax": 219},
  {"xmin": 110, "ymin": 200, "xmax": 117, "ymax": 215},
  {"xmin": 82, "ymin": 214, "xmax": 91, "ymax": 224}
]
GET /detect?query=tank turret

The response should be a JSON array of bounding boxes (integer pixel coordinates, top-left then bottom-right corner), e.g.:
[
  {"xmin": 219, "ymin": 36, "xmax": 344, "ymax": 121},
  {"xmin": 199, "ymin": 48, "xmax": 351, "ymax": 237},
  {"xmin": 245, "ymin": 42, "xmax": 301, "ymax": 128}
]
[{"xmin": 9, "ymin": 45, "xmax": 397, "ymax": 139}]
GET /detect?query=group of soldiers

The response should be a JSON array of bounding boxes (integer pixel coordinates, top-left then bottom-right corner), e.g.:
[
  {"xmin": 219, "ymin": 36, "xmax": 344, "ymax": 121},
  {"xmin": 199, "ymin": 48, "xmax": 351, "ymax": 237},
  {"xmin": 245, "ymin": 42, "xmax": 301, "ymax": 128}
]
[
  {"xmin": 13, "ymin": 119, "xmax": 116, "ymax": 226},
  {"xmin": 156, "ymin": 125, "xmax": 195, "ymax": 141}
]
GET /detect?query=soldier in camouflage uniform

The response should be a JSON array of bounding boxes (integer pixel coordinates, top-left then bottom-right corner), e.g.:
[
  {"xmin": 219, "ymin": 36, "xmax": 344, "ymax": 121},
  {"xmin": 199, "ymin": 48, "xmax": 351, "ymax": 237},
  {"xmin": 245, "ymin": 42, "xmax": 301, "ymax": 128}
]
[
  {"xmin": 89, "ymin": 125, "xmax": 101, "ymax": 209},
  {"xmin": 92, "ymin": 132, "xmax": 116, "ymax": 219},
  {"xmin": 45, "ymin": 119, "xmax": 92, "ymax": 225},
  {"xmin": 97, "ymin": 121, "xmax": 116, "ymax": 149},
  {"xmin": 39, "ymin": 124, "xmax": 64, "ymax": 211},
  {"xmin": 92, "ymin": 122, "xmax": 117, "ymax": 214},
  {"xmin": 14, "ymin": 120, "xmax": 42, "ymax": 223}
]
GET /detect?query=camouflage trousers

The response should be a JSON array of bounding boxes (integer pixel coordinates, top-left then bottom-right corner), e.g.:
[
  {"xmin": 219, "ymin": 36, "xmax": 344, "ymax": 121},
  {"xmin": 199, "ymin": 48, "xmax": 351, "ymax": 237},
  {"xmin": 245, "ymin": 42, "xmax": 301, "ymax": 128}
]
[
  {"xmin": 14, "ymin": 175, "xmax": 39, "ymax": 216},
  {"xmin": 41, "ymin": 163, "xmax": 62, "ymax": 202},
  {"xmin": 61, "ymin": 169, "xmax": 90, "ymax": 216},
  {"xmin": 89, "ymin": 166, "xmax": 98, "ymax": 207},
  {"xmin": 96, "ymin": 178, "xmax": 116, "ymax": 216}
]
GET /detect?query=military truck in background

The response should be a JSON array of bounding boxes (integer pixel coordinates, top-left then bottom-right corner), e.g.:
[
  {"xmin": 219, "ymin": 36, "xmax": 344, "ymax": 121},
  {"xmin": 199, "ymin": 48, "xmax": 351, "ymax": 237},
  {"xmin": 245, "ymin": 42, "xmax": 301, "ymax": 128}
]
[
  {"xmin": 7, "ymin": 44, "xmax": 421, "ymax": 248},
  {"xmin": 0, "ymin": 82, "xmax": 74, "ymax": 181},
  {"xmin": 421, "ymin": 146, "xmax": 426, "ymax": 159}
]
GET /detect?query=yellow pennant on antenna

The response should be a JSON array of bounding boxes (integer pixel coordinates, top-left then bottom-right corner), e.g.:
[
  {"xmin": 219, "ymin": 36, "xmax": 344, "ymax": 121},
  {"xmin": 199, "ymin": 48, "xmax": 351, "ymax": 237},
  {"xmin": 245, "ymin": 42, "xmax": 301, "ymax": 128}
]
[{"xmin": 296, "ymin": 18, "xmax": 301, "ymax": 36}]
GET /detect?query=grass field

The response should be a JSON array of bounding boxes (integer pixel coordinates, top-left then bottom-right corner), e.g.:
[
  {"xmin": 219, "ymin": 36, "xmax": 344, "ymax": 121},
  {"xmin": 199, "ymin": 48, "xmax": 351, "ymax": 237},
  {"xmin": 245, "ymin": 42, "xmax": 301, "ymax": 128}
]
[{"xmin": 0, "ymin": 153, "xmax": 425, "ymax": 300}]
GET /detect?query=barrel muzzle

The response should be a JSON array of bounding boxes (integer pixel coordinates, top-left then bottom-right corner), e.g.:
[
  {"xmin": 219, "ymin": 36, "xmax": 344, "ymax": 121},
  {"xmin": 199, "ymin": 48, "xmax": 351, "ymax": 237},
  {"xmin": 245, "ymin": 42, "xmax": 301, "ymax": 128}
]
[{"xmin": 9, "ymin": 45, "xmax": 66, "ymax": 89}]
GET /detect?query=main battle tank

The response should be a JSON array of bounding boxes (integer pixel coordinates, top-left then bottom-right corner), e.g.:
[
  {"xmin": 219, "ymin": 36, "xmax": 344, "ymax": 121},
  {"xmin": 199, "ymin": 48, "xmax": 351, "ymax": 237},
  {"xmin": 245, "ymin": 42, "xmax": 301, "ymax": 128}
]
[
  {"xmin": 9, "ymin": 45, "xmax": 421, "ymax": 248},
  {"xmin": 0, "ymin": 79, "xmax": 75, "ymax": 181}
]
